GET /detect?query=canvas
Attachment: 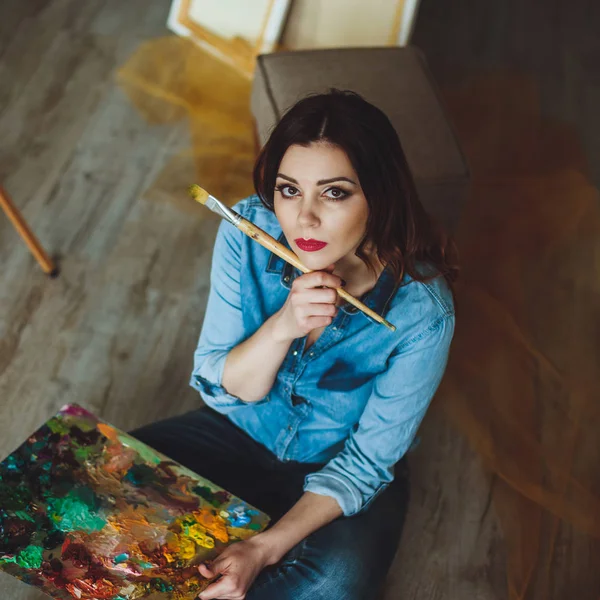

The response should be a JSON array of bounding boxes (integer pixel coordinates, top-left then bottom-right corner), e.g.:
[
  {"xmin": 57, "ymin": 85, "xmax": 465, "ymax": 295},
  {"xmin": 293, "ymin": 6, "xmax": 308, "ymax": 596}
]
[
  {"xmin": 167, "ymin": 0, "xmax": 291, "ymax": 76},
  {"xmin": 0, "ymin": 404, "xmax": 270, "ymax": 599}
]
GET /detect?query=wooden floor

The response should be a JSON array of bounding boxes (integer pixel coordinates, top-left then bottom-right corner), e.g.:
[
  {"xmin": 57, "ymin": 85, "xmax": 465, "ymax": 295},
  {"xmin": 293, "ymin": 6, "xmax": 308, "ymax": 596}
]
[{"xmin": 0, "ymin": 1, "xmax": 597, "ymax": 599}]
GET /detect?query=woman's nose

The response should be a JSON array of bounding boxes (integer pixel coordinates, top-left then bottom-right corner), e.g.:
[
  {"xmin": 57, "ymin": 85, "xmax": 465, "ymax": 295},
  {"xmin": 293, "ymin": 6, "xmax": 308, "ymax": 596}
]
[{"xmin": 297, "ymin": 200, "xmax": 320, "ymax": 228}]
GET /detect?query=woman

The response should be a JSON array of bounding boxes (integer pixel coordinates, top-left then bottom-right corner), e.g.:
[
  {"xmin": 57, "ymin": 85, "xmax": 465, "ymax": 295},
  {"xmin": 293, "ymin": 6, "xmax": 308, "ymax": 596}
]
[{"xmin": 132, "ymin": 89, "xmax": 458, "ymax": 599}]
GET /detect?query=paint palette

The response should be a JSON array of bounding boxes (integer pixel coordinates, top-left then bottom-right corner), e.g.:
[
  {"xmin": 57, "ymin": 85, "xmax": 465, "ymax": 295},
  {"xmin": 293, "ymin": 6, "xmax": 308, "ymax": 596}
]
[{"xmin": 0, "ymin": 404, "xmax": 270, "ymax": 599}]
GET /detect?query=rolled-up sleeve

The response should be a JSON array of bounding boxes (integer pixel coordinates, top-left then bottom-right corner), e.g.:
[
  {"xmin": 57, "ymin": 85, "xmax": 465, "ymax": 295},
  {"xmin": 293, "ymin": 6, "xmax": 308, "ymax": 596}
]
[
  {"xmin": 189, "ymin": 216, "xmax": 267, "ymax": 413},
  {"xmin": 304, "ymin": 313, "xmax": 455, "ymax": 516}
]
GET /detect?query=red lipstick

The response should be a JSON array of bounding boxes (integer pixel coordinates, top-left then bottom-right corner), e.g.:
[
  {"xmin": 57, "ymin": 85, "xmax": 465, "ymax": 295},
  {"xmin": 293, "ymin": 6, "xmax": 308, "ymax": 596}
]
[{"xmin": 295, "ymin": 238, "xmax": 328, "ymax": 252}]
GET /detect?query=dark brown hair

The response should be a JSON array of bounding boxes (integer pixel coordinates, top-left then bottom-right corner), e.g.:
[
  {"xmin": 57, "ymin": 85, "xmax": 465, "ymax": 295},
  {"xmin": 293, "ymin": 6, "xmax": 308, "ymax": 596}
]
[{"xmin": 253, "ymin": 89, "xmax": 459, "ymax": 289}]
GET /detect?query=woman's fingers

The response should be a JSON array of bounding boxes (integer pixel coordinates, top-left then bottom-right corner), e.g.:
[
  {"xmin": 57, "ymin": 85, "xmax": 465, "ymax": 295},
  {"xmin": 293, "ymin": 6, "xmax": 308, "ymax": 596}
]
[
  {"xmin": 197, "ymin": 563, "xmax": 216, "ymax": 579},
  {"xmin": 297, "ymin": 303, "xmax": 338, "ymax": 319},
  {"xmin": 198, "ymin": 574, "xmax": 241, "ymax": 599},
  {"xmin": 195, "ymin": 538, "xmax": 269, "ymax": 599},
  {"xmin": 293, "ymin": 287, "xmax": 338, "ymax": 306},
  {"xmin": 273, "ymin": 266, "xmax": 343, "ymax": 341},
  {"xmin": 198, "ymin": 563, "xmax": 248, "ymax": 600},
  {"xmin": 303, "ymin": 315, "xmax": 335, "ymax": 330},
  {"xmin": 293, "ymin": 270, "xmax": 343, "ymax": 291}
]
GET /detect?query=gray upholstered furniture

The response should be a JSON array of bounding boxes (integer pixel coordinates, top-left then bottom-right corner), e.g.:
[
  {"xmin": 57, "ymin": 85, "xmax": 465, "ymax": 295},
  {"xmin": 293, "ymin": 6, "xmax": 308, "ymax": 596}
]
[{"xmin": 250, "ymin": 47, "xmax": 469, "ymax": 234}]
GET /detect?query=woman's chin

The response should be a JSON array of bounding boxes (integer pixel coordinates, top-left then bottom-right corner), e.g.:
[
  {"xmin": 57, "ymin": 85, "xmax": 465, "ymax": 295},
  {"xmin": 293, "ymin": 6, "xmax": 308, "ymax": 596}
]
[{"xmin": 297, "ymin": 252, "xmax": 335, "ymax": 271}]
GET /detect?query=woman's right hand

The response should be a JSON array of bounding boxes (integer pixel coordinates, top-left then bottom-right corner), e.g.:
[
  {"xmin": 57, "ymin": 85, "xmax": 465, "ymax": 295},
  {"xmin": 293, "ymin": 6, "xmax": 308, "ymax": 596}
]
[{"xmin": 272, "ymin": 265, "xmax": 343, "ymax": 342}]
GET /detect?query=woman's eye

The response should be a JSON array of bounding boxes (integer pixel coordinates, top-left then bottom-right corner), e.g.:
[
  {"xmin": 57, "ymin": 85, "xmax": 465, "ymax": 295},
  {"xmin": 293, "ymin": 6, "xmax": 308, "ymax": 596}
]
[
  {"xmin": 276, "ymin": 184, "xmax": 300, "ymax": 198},
  {"xmin": 324, "ymin": 187, "xmax": 349, "ymax": 201}
]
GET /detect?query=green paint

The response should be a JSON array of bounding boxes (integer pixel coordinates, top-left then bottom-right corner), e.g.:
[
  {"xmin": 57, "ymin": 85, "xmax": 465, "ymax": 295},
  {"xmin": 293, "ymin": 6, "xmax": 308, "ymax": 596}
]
[
  {"xmin": 2, "ymin": 455, "xmax": 22, "ymax": 472},
  {"xmin": 249, "ymin": 523, "xmax": 261, "ymax": 531},
  {"xmin": 47, "ymin": 488, "xmax": 106, "ymax": 532},
  {"xmin": 114, "ymin": 553, "xmax": 129, "ymax": 564},
  {"xmin": 16, "ymin": 545, "xmax": 44, "ymax": 569},
  {"xmin": 13, "ymin": 510, "xmax": 35, "ymax": 523},
  {"xmin": 150, "ymin": 579, "xmax": 174, "ymax": 592},
  {"xmin": 38, "ymin": 473, "xmax": 51, "ymax": 487},
  {"xmin": 0, "ymin": 483, "xmax": 32, "ymax": 512},
  {"xmin": 124, "ymin": 464, "xmax": 157, "ymax": 486},
  {"xmin": 30, "ymin": 440, "xmax": 47, "ymax": 454},
  {"xmin": 180, "ymin": 516, "xmax": 196, "ymax": 536},
  {"xmin": 73, "ymin": 444, "xmax": 96, "ymax": 462},
  {"xmin": 117, "ymin": 434, "xmax": 162, "ymax": 465},
  {"xmin": 46, "ymin": 418, "xmax": 71, "ymax": 436},
  {"xmin": 192, "ymin": 485, "xmax": 224, "ymax": 508}
]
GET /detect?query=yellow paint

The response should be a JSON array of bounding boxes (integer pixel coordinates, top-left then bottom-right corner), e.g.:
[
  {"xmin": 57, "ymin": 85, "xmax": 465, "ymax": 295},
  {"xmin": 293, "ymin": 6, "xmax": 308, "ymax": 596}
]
[
  {"xmin": 175, "ymin": 536, "xmax": 196, "ymax": 560},
  {"xmin": 188, "ymin": 184, "xmax": 208, "ymax": 205},
  {"xmin": 226, "ymin": 526, "xmax": 260, "ymax": 541},
  {"xmin": 186, "ymin": 524, "xmax": 215, "ymax": 549}
]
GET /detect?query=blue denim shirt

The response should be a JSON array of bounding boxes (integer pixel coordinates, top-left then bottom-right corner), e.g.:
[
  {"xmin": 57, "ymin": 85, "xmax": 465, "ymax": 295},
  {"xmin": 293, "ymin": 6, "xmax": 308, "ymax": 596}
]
[{"xmin": 190, "ymin": 195, "xmax": 455, "ymax": 516}]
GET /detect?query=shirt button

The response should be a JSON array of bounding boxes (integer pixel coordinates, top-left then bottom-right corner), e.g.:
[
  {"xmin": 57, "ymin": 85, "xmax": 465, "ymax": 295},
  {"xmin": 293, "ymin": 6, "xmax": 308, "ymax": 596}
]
[
  {"xmin": 309, "ymin": 352, "xmax": 314, "ymax": 357},
  {"xmin": 332, "ymin": 326, "xmax": 337, "ymax": 331},
  {"xmin": 287, "ymin": 425, "xmax": 293, "ymax": 431},
  {"xmin": 292, "ymin": 350, "xmax": 298, "ymax": 356},
  {"xmin": 284, "ymin": 276, "xmax": 290, "ymax": 282}
]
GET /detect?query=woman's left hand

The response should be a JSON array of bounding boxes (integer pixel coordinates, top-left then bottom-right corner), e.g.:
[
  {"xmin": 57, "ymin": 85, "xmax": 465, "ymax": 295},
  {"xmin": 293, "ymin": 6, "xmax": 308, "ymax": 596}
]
[{"xmin": 197, "ymin": 536, "xmax": 274, "ymax": 599}]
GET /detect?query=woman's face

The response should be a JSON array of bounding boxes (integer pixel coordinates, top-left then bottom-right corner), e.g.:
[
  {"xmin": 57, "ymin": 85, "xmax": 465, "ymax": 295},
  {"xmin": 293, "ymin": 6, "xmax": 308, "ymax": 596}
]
[{"xmin": 273, "ymin": 142, "xmax": 370, "ymax": 272}]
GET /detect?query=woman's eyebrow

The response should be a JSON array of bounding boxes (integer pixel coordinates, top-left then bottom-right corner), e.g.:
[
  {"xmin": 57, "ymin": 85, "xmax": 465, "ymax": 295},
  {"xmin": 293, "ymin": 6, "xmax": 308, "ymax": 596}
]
[
  {"xmin": 317, "ymin": 176, "xmax": 357, "ymax": 185},
  {"xmin": 276, "ymin": 173, "xmax": 357, "ymax": 185},
  {"xmin": 276, "ymin": 173, "xmax": 299, "ymax": 184}
]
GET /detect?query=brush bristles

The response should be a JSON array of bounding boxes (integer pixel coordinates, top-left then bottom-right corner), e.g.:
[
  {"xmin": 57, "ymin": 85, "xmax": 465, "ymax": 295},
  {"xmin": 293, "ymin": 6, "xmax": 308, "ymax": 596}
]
[{"xmin": 188, "ymin": 184, "xmax": 209, "ymax": 205}]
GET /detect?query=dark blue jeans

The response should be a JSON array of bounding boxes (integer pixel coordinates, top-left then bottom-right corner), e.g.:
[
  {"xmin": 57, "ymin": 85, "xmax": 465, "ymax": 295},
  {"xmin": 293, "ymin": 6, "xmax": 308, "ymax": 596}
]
[{"xmin": 130, "ymin": 407, "xmax": 409, "ymax": 600}]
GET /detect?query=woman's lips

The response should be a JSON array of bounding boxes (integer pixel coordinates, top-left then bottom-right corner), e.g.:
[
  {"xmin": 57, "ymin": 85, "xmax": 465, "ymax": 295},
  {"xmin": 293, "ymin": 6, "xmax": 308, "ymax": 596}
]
[{"xmin": 295, "ymin": 238, "xmax": 328, "ymax": 252}]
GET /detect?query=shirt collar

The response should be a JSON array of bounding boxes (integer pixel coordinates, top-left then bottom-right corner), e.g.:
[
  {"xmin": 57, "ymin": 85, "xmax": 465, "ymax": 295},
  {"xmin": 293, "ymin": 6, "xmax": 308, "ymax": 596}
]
[{"xmin": 265, "ymin": 231, "xmax": 399, "ymax": 318}]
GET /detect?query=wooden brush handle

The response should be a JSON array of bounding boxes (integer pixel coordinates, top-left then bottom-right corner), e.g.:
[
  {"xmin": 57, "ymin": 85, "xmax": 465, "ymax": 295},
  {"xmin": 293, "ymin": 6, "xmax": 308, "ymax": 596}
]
[
  {"xmin": 237, "ymin": 217, "xmax": 307, "ymax": 273},
  {"xmin": 236, "ymin": 217, "xmax": 396, "ymax": 332}
]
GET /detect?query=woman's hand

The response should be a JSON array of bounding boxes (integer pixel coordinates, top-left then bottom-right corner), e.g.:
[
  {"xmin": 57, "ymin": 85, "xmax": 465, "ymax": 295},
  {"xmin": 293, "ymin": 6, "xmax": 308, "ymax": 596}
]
[
  {"xmin": 197, "ymin": 536, "xmax": 275, "ymax": 600},
  {"xmin": 272, "ymin": 265, "xmax": 343, "ymax": 342}
]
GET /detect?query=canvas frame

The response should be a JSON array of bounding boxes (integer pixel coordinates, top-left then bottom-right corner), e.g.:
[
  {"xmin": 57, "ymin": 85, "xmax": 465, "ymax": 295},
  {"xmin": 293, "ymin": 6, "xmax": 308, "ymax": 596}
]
[{"xmin": 167, "ymin": 0, "xmax": 292, "ymax": 77}]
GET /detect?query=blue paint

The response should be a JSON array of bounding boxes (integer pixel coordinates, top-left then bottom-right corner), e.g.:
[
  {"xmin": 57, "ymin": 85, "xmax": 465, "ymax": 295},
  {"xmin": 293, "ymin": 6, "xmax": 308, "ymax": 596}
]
[{"xmin": 226, "ymin": 503, "xmax": 251, "ymax": 527}]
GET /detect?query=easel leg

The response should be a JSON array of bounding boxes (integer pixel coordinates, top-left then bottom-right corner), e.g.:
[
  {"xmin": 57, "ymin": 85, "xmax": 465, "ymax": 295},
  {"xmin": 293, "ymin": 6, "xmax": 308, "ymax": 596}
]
[{"xmin": 0, "ymin": 186, "xmax": 59, "ymax": 277}]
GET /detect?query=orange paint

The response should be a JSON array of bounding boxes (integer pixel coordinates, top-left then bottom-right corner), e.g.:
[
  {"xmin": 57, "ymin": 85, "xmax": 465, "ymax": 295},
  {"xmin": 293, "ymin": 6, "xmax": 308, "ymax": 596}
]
[
  {"xmin": 193, "ymin": 509, "xmax": 229, "ymax": 543},
  {"xmin": 97, "ymin": 423, "xmax": 118, "ymax": 441}
]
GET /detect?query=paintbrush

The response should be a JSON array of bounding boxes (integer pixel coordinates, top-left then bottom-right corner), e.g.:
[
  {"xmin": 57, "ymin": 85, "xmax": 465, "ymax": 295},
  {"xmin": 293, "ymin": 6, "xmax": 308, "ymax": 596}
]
[{"xmin": 189, "ymin": 185, "xmax": 396, "ymax": 332}]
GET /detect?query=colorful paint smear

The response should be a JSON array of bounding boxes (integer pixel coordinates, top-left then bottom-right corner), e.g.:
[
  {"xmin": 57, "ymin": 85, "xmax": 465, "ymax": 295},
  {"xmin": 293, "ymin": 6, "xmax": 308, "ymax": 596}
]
[{"xmin": 0, "ymin": 404, "xmax": 270, "ymax": 599}]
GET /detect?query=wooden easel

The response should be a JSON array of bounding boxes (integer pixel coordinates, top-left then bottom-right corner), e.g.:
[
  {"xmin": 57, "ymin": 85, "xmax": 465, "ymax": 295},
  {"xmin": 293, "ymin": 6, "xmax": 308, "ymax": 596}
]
[{"xmin": 0, "ymin": 186, "xmax": 59, "ymax": 277}]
